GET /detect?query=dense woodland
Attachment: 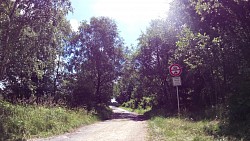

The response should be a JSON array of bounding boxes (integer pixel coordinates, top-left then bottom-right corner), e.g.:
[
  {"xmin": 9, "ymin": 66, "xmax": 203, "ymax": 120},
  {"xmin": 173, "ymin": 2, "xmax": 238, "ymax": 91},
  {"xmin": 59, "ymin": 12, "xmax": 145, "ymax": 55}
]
[{"xmin": 1, "ymin": 0, "xmax": 250, "ymax": 139}]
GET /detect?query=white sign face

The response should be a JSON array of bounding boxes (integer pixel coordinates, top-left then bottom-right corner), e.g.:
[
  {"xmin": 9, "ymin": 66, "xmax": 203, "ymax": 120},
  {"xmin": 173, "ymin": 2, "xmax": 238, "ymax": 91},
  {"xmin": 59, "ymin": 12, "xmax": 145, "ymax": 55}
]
[
  {"xmin": 169, "ymin": 64, "xmax": 182, "ymax": 76},
  {"xmin": 172, "ymin": 77, "xmax": 181, "ymax": 86}
]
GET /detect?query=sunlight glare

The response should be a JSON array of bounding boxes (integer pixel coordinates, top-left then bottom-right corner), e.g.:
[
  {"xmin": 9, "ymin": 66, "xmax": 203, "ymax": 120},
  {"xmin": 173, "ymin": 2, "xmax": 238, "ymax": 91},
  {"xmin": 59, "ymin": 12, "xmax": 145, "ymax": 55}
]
[
  {"xmin": 93, "ymin": 0, "xmax": 171, "ymax": 24},
  {"xmin": 69, "ymin": 0, "xmax": 172, "ymax": 44},
  {"xmin": 70, "ymin": 19, "xmax": 80, "ymax": 31}
]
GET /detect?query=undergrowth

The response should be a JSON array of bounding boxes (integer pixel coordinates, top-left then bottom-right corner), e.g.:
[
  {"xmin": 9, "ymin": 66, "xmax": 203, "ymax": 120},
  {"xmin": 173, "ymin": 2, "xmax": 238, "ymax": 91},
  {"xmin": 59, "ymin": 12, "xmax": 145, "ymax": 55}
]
[
  {"xmin": 0, "ymin": 100, "xmax": 98, "ymax": 141},
  {"xmin": 121, "ymin": 97, "xmax": 152, "ymax": 115},
  {"xmin": 146, "ymin": 108, "xmax": 248, "ymax": 141},
  {"xmin": 148, "ymin": 116, "xmax": 218, "ymax": 141}
]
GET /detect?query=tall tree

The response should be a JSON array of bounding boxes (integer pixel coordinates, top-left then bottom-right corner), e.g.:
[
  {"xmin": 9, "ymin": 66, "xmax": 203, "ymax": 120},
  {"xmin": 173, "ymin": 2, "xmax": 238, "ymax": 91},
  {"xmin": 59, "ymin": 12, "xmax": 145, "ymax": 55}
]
[
  {"xmin": 0, "ymin": 0, "xmax": 72, "ymax": 103},
  {"xmin": 135, "ymin": 19, "xmax": 178, "ymax": 110},
  {"xmin": 67, "ymin": 17, "xmax": 124, "ymax": 108}
]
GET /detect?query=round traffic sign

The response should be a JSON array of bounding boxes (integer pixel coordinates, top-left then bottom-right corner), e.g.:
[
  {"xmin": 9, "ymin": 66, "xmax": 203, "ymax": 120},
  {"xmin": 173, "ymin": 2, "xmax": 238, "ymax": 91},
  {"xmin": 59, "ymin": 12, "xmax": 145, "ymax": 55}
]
[{"xmin": 169, "ymin": 64, "xmax": 182, "ymax": 76}]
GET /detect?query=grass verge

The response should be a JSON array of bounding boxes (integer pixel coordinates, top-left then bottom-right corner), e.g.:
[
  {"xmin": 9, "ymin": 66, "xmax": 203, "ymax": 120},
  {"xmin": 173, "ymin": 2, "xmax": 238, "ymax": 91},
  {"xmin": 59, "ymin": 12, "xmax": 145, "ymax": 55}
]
[
  {"xmin": 146, "ymin": 108, "xmax": 249, "ymax": 141},
  {"xmin": 0, "ymin": 100, "xmax": 98, "ymax": 141},
  {"xmin": 148, "ymin": 116, "xmax": 220, "ymax": 141}
]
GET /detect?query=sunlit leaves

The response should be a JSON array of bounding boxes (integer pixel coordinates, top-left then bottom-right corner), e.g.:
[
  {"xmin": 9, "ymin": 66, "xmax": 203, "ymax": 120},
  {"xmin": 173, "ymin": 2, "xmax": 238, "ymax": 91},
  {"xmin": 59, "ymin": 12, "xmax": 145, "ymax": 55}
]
[
  {"xmin": 0, "ymin": 0, "xmax": 72, "ymax": 102},
  {"xmin": 67, "ymin": 17, "xmax": 124, "ymax": 108},
  {"xmin": 176, "ymin": 26, "xmax": 210, "ymax": 69}
]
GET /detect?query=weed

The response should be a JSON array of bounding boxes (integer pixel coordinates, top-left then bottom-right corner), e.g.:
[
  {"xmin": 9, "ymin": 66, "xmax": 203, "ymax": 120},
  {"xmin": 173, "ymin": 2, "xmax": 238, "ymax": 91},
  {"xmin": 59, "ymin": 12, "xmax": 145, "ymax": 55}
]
[
  {"xmin": 0, "ymin": 100, "xmax": 98, "ymax": 141},
  {"xmin": 148, "ymin": 117, "xmax": 215, "ymax": 141}
]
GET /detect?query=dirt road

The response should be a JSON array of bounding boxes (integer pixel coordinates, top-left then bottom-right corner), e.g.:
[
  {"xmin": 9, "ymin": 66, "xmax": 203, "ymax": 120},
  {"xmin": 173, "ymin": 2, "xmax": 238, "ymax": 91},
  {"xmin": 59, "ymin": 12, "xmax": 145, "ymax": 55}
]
[{"xmin": 31, "ymin": 106, "xmax": 148, "ymax": 141}]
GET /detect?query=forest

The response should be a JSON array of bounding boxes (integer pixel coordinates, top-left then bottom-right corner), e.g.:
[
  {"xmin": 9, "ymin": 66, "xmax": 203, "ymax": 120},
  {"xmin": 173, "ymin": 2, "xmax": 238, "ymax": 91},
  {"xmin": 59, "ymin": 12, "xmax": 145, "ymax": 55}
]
[{"xmin": 0, "ymin": 0, "xmax": 250, "ymax": 140}]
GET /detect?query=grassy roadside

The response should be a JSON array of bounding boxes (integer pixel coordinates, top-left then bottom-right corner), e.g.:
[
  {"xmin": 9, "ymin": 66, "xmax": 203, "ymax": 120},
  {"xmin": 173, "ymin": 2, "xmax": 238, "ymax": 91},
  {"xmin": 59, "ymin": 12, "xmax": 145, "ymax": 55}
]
[
  {"xmin": 0, "ymin": 100, "xmax": 99, "ymax": 141},
  {"xmin": 120, "ymin": 107, "xmax": 226, "ymax": 141},
  {"xmin": 148, "ymin": 116, "xmax": 220, "ymax": 141},
  {"xmin": 145, "ymin": 109, "xmax": 245, "ymax": 141}
]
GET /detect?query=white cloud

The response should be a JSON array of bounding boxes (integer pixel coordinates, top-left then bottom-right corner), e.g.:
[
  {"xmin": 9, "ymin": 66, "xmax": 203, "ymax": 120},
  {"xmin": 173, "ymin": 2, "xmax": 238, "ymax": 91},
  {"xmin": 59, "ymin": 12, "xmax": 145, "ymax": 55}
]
[
  {"xmin": 93, "ymin": 0, "xmax": 170, "ymax": 25},
  {"xmin": 92, "ymin": 0, "xmax": 172, "ymax": 45},
  {"xmin": 70, "ymin": 19, "xmax": 80, "ymax": 32},
  {"xmin": 68, "ymin": 0, "xmax": 172, "ymax": 45}
]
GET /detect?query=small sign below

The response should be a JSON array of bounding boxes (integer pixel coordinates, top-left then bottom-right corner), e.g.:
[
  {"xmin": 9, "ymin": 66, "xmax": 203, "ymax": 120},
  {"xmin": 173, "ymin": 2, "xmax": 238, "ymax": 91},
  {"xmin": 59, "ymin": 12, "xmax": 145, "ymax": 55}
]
[{"xmin": 172, "ymin": 77, "xmax": 182, "ymax": 86}]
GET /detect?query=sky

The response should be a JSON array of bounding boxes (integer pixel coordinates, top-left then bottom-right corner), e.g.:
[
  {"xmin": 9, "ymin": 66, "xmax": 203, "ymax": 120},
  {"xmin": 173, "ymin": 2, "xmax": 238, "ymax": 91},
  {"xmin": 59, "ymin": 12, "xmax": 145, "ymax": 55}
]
[{"xmin": 67, "ymin": 0, "xmax": 172, "ymax": 46}]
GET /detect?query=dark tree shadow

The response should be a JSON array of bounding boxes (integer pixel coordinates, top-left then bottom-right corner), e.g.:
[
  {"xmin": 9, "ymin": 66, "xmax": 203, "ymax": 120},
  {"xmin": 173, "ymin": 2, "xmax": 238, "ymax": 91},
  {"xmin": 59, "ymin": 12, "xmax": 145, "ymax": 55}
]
[{"xmin": 111, "ymin": 111, "xmax": 146, "ymax": 121}]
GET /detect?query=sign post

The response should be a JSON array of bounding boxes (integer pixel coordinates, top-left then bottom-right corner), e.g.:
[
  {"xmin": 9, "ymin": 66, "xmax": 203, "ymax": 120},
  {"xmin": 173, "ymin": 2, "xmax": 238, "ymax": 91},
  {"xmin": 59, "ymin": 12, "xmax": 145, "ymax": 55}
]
[{"xmin": 169, "ymin": 64, "xmax": 182, "ymax": 115}]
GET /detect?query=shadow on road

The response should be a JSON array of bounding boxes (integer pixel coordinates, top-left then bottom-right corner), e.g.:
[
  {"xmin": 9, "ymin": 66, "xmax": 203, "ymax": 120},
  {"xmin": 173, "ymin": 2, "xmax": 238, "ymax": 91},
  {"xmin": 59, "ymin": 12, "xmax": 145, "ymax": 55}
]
[{"xmin": 111, "ymin": 110, "xmax": 146, "ymax": 121}]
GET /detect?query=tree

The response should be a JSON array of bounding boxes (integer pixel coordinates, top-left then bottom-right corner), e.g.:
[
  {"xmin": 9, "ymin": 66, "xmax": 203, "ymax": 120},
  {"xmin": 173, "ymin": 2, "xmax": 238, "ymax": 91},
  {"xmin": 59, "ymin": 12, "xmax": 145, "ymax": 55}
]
[
  {"xmin": 133, "ymin": 19, "xmax": 179, "ymax": 110},
  {"xmin": 114, "ymin": 47, "xmax": 139, "ymax": 106},
  {"xmin": 122, "ymin": 0, "xmax": 250, "ymax": 121},
  {"xmin": 67, "ymin": 17, "xmax": 124, "ymax": 108},
  {"xmin": 0, "ymin": 0, "xmax": 72, "ymax": 103}
]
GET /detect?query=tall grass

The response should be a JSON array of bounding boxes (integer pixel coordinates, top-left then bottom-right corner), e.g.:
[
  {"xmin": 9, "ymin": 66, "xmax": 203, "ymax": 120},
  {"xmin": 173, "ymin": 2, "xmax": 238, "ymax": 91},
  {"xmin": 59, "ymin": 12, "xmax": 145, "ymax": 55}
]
[
  {"xmin": 148, "ymin": 117, "xmax": 218, "ymax": 141},
  {"xmin": 0, "ymin": 100, "xmax": 98, "ymax": 141}
]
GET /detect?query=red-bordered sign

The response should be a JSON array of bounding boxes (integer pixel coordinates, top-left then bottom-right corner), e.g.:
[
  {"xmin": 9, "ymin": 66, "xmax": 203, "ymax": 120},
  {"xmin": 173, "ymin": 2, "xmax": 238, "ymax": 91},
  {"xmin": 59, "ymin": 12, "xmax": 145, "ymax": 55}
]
[{"xmin": 169, "ymin": 64, "xmax": 182, "ymax": 76}]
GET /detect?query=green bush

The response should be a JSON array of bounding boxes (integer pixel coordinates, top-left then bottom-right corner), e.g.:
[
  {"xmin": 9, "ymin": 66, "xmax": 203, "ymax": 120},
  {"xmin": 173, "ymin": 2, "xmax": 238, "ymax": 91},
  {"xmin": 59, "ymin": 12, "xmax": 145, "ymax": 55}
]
[
  {"xmin": 121, "ymin": 97, "xmax": 152, "ymax": 115},
  {"xmin": 95, "ymin": 104, "xmax": 113, "ymax": 120},
  {"xmin": 122, "ymin": 99, "xmax": 135, "ymax": 109},
  {"xmin": 122, "ymin": 97, "xmax": 153, "ymax": 110}
]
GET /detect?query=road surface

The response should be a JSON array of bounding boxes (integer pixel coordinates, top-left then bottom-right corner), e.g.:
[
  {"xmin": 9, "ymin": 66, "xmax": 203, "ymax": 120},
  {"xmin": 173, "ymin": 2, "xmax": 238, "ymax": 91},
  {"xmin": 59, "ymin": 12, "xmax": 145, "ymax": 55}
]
[{"xmin": 30, "ymin": 106, "xmax": 148, "ymax": 141}]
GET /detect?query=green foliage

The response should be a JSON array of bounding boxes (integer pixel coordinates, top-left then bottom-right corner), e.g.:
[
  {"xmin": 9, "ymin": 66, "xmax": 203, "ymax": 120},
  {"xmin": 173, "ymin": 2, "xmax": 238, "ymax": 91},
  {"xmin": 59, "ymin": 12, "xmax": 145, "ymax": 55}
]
[
  {"xmin": 0, "ymin": 100, "xmax": 97, "ymax": 141},
  {"xmin": 229, "ymin": 78, "xmax": 250, "ymax": 123},
  {"xmin": 148, "ymin": 117, "xmax": 216, "ymax": 141},
  {"xmin": 122, "ymin": 99, "xmax": 136, "ymax": 109},
  {"xmin": 0, "ymin": 0, "xmax": 72, "ymax": 104},
  {"xmin": 67, "ymin": 17, "xmax": 124, "ymax": 109},
  {"xmin": 111, "ymin": 47, "xmax": 137, "ymax": 105},
  {"xmin": 94, "ymin": 104, "xmax": 113, "ymax": 120},
  {"xmin": 133, "ymin": 19, "xmax": 179, "ymax": 111},
  {"xmin": 122, "ymin": 97, "xmax": 153, "ymax": 109},
  {"xmin": 121, "ymin": 97, "xmax": 153, "ymax": 114},
  {"xmin": 114, "ymin": 0, "xmax": 250, "ymax": 140},
  {"xmin": 223, "ymin": 77, "xmax": 250, "ymax": 140},
  {"xmin": 145, "ymin": 108, "xmax": 238, "ymax": 140},
  {"xmin": 1, "ymin": 0, "xmax": 250, "ymax": 139}
]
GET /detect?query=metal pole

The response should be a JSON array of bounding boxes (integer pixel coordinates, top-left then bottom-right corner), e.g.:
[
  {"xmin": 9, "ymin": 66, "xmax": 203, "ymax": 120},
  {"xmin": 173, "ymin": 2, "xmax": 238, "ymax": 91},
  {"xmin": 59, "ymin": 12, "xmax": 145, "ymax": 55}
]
[{"xmin": 176, "ymin": 86, "xmax": 180, "ymax": 115}]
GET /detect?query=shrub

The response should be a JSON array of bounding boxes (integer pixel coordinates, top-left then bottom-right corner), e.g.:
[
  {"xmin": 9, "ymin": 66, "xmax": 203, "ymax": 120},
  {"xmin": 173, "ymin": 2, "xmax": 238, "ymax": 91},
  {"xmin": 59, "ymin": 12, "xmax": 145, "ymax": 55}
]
[{"xmin": 0, "ymin": 100, "xmax": 98, "ymax": 140}]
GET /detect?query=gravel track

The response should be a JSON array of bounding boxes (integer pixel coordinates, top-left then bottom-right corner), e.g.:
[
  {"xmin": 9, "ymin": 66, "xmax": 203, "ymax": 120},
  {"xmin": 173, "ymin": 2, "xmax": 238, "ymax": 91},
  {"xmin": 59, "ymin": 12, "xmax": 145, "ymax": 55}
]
[{"xmin": 30, "ymin": 106, "xmax": 148, "ymax": 141}]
